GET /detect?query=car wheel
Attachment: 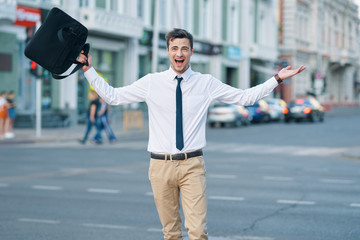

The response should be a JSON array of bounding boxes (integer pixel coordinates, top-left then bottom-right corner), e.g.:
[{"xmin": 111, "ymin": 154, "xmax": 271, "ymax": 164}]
[
  {"xmin": 235, "ymin": 119, "xmax": 242, "ymax": 127},
  {"xmin": 309, "ymin": 113, "xmax": 315, "ymax": 122},
  {"xmin": 264, "ymin": 114, "xmax": 270, "ymax": 123}
]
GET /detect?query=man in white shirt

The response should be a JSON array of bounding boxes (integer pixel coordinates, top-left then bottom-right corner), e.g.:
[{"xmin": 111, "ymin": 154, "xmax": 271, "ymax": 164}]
[{"xmin": 78, "ymin": 28, "xmax": 305, "ymax": 240}]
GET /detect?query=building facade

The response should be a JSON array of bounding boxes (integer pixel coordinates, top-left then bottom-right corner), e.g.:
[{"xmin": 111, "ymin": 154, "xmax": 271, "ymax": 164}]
[
  {"xmin": 278, "ymin": 0, "xmax": 360, "ymax": 104},
  {"xmin": 1, "ymin": 0, "xmax": 358, "ymax": 127}
]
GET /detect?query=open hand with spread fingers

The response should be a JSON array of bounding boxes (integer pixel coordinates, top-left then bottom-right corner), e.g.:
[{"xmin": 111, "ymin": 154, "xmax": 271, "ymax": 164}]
[{"xmin": 278, "ymin": 65, "xmax": 306, "ymax": 80}]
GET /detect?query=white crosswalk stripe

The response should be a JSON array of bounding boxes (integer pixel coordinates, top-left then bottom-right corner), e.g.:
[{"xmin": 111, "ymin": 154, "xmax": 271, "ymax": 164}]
[
  {"xmin": 205, "ymin": 142, "xmax": 346, "ymax": 157},
  {"xmin": 16, "ymin": 140, "xmax": 348, "ymax": 157}
]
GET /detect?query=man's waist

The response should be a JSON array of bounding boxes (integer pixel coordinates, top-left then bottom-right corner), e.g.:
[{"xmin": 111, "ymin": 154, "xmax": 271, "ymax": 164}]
[{"xmin": 150, "ymin": 149, "xmax": 203, "ymax": 161}]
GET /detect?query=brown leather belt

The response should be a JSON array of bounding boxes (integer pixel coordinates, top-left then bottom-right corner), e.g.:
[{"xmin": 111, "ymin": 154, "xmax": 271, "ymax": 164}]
[{"xmin": 151, "ymin": 149, "xmax": 203, "ymax": 161}]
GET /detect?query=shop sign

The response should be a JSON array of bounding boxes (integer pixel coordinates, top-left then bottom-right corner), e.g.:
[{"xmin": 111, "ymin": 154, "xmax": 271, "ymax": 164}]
[
  {"xmin": 226, "ymin": 46, "xmax": 241, "ymax": 61},
  {"xmin": 140, "ymin": 30, "xmax": 222, "ymax": 55},
  {"xmin": 14, "ymin": 6, "xmax": 41, "ymax": 27},
  {"xmin": 194, "ymin": 41, "xmax": 222, "ymax": 55}
]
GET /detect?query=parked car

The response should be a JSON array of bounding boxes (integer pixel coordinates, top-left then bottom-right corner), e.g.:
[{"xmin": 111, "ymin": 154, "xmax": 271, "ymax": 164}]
[
  {"xmin": 245, "ymin": 100, "xmax": 271, "ymax": 123},
  {"xmin": 264, "ymin": 98, "xmax": 287, "ymax": 121},
  {"xmin": 284, "ymin": 98, "xmax": 325, "ymax": 123},
  {"xmin": 236, "ymin": 105, "xmax": 252, "ymax": 126},
  {"xmin": 208, "ymin": 103, "xmax": 247, "ymax": 128}
]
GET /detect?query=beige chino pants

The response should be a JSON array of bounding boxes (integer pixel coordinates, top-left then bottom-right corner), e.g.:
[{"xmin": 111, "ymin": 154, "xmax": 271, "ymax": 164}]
[{"xmin": 149, "ymin": 156, "xmax": 208, "ymax": 240}]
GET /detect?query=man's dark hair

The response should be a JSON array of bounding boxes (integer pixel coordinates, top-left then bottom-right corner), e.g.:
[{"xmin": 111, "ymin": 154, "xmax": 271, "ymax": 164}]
[{"xmin": 165, "ymin": 28, "xmax": 193, "ymax": 50}]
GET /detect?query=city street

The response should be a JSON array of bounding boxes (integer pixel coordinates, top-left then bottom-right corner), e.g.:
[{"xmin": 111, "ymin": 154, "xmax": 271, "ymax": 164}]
[{"xmin": 0, "ymin": 112, "xmax": 359, "ymax": 240}]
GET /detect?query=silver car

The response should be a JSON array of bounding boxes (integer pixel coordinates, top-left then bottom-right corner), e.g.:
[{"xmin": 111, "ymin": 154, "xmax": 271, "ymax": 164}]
[{"xmin": 208, "ymin": 103, "xmax": 250, "ymax": 128}]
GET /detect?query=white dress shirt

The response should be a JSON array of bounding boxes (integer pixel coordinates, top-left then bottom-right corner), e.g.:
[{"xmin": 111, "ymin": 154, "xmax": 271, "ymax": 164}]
[{"xmin": 84, "ymin": 66, "xmax": 278, "ymax": 154}]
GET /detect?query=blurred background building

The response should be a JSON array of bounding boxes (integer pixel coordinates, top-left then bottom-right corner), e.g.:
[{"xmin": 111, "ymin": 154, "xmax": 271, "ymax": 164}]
[{"xmin": 0, "ymin": 0, "xmax": 359, "ymax": 127}]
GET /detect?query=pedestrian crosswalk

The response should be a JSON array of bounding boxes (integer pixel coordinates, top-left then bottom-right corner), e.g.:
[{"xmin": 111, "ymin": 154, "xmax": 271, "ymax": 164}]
[
  {"xmin": 204, "ymin": 142, "xmax": 346, "ymax": 157},
  {"xmin": 14, "ymin": 140, "xmax": 347, "ymax": 157}
]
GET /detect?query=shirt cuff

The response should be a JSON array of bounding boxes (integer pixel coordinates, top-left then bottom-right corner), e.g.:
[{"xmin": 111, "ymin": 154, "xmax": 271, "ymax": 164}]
[
  {"xmin": 268, "ymin": 76, "xmax": 280, "ymax": 88},
  {"xmin": 84, "ymin": 67, "xmax": 98, "ymax": 85}
]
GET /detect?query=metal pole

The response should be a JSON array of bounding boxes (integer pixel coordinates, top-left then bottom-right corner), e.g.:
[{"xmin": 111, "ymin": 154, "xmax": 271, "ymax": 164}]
[
  {"xmin": 35, "ymin": 20, "xmax": 42, "ymax": 138},
  {"xmin": 36, "ymin": 78, "xmax": 42, "ymax": 138},
  {"xmin": 152, "ymin": 0, "xmax": 160, "ymax": 73}
]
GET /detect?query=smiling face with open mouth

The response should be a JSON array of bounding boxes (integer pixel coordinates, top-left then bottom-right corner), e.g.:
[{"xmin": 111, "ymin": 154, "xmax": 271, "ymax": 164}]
[{"xmin": 167, "ymin": 38, "xmax": 193, "ymax": 75}]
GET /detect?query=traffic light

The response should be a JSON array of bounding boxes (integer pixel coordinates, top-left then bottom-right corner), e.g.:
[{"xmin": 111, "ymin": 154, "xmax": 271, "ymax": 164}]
[{"xmin": 30, "ymin": 61, "xmax": 39, "ymax": 77}]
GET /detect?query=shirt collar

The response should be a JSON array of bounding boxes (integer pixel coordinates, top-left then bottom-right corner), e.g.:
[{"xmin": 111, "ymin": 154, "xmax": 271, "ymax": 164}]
[{"xmin": 168, "ymin": 65, "xmax": 193, "ymax": 82}]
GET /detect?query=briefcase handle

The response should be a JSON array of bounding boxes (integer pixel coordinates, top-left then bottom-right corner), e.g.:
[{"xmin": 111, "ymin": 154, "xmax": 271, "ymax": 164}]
[{"xmin": 51, "ymin": 43, "xmax": 90, "ymax": 80}]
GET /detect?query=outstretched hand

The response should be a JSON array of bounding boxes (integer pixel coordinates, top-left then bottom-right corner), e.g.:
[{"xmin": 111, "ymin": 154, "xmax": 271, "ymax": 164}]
[{"xmin": 278, "ymin": 65, "xmax": 306, "ymax": 80}]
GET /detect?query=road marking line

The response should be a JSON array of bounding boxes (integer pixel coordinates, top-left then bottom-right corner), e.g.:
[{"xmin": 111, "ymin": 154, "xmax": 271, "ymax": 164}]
[
  {"xmin": 320, "ymin": 179, "xmax": 354, "ymax": 184},
  {"xmin": 208, "ymin": 174, "xmax": 237, "ymax": 179},
  {"xmin": 106, "ymin": 169, "xmax": 133, "ymax": 174},
  {"xmin": 18, "ymin": 218, "xmax": 60, "ymax": 224},
  {"xmin": 82, "ymin": 223, "xmax": 132, "ymax": 229},
  {"xmin": 277, "ymin": 200, "xmax": 315, "ymax": 205},
  {"xmin": 314, "ymin": 148, "xmax": 347, "ymax": 156},
  {"xmin": 263, "ymin": 176, "xmax": 293, "ymax": 181},
  {"xmin": 87, "ymin": 188, "xmax": 120, "ymax": 194},
  {"xmin": 233, "ymin": 236, "xmax": 274, "ymax": 240},
  {"xmin": 350, "ymin": 203, "xmax": 360, "ymax": 207},
  {"xmin": 0, "ymin": 183, "xmax": 9, "ymax": 187},
  {"xmin": 31, "ymin": 185, "xmax": 63, "ymax": 190},
  {"xmin": 209, "ymin": 196, "xmax": 244, "ymax": 201},
  {"xmin": 147, "ymin": 228, "xmax": 163, "ymax": 232},
  {"xmin": 293, "ymin": 147, "xmax": 331, "ymax": 156}
]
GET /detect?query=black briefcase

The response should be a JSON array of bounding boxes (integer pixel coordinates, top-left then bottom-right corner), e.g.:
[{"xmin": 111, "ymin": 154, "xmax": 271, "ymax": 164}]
[{"xmin": 25, "ymin": 7, "xmax": 89, "ymax": 80}]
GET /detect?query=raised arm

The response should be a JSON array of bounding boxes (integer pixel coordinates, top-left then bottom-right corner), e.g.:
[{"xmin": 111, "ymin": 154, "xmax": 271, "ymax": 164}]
[
  {"xmin": 77, "ymin": 51, "xmax": 148, "ymax": 105},
  {"xmin": 210, "ymin": 65, "xmax": 306, "ymax": 106}
]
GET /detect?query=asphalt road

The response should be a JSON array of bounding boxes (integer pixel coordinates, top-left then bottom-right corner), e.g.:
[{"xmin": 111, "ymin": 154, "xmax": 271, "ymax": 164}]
[{"xmin": 0, "ymin": 113, "xmax": 359, "ymax": 240}]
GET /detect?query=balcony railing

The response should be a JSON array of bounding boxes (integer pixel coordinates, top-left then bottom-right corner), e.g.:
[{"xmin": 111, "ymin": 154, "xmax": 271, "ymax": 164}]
[{"xmin": 79, "ymin": 8, "xmax": 143, "ymax": 39}]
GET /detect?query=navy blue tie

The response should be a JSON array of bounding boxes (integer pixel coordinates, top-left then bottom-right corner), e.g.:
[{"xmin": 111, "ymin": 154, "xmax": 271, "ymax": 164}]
[{"xmin": 175, "ymin": 76, "xmax": 184, "ymax": 151}]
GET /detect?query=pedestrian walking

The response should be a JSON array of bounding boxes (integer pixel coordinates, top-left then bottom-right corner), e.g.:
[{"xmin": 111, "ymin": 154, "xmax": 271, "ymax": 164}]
[
  {"xmin": 4, "ymin": 91, "xmax": 16, "ymax": 139},
  {"xmin": 78, "ymin": 28, "xmax": 305, "ymax": 240},
  {"xmin": 93, "ymin": 97, "xmax": 117, "ymax": 143},
  {"xmin": 0, "ymin": 91, "xmax": 8, "ymax": 139},
  {"xmin": 78, "ymin": 91, "xmax": 102, "ymax": 144}
]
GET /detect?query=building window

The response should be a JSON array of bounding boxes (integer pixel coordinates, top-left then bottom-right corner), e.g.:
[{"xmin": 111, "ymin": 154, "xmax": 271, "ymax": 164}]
[
  {"xmin": 159, "ymin": 0, "xmax": 167, "ymax": 29},
  {"xmin": 184, "ymin": 0, "xmax": 190, "ymax": 30},
  {"xmin": 95, "ymin": 0, "xmax": 119, "ymax": 12},
  {"xmin": 96, "ymin": 0, "xmax": 106, "ymax": 9},
  {"xmin": 137, "ymin": 0, "xmax": 144, "ymax": 19},
  {"xmin": 80, "ymin": 0, "xmax": 88, "ymax": 7}
]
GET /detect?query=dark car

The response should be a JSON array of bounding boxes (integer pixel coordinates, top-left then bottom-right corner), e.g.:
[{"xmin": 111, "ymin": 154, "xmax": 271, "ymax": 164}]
[
  {"xmin": 236, "ymin": 105, "xmax": 252, "ymax": 126},
  {"xmin": 284, "ymin": 98, "xmax": 325, "ymax": 123},
  {"xmin": 245, "ymin": 100, "xmax": 271, "ymax": 123}
]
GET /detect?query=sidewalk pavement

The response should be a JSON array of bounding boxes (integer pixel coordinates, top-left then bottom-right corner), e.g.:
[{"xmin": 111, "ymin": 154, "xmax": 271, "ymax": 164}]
[{"xmin": 0, "ymin": 123, "xmax": 148, "ymax": 145}]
